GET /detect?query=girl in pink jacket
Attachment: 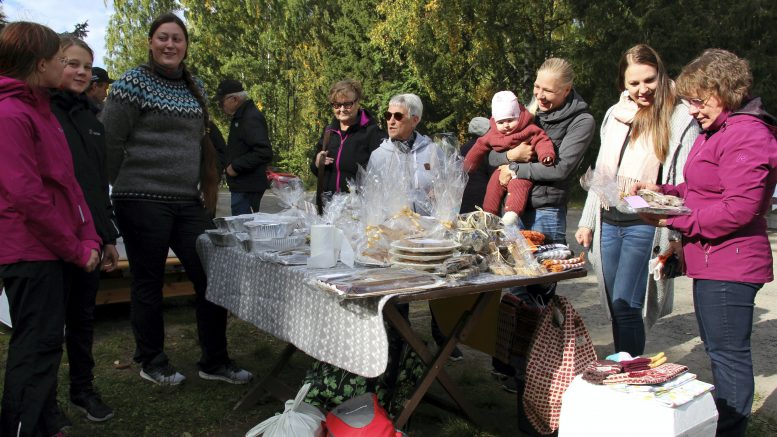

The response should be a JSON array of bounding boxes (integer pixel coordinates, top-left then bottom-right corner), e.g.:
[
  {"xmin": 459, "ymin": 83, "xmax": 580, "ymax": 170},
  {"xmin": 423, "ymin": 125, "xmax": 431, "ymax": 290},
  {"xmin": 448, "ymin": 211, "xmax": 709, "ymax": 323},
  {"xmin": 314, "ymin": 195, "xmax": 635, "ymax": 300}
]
[{"xmin": 0, "ymin": 22, "xmax": 100, "ymax": 437}]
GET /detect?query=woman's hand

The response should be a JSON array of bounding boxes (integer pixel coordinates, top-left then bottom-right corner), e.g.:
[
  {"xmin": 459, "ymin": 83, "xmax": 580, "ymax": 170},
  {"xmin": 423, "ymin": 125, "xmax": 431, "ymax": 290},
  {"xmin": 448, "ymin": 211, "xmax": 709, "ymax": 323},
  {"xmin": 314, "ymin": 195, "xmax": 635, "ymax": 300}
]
[
  {"xmin": 102, "ymin": 244, "xmax": 119, "ymax": 272},
  {"xmin": 506, "ymin": 142, "xmax": 534, "ymax": 163},
  {"xmin": 226, "ymin": 164, "xmax": 238, "ymax": 177},
  {"xmin": 575, "ymin": 227, "xmax": 593, "ymax": 248},
  {"xmin": 498, "ymin": 165, "xmax": 512, "ymax": 186},
  {"xmin": 84, "ymin": 249, "xmax": 100, "ymax": 273},
  {"xmin": 316, "ymin": 151, "xmax": 333, "ymax": 168},
  {"xmin": 638, "ymin": 212, "xmax": 668, "ymax": 227},
  {"xmin": 629, "ymin": 181, "xmax": 662, "ymax": 195}
]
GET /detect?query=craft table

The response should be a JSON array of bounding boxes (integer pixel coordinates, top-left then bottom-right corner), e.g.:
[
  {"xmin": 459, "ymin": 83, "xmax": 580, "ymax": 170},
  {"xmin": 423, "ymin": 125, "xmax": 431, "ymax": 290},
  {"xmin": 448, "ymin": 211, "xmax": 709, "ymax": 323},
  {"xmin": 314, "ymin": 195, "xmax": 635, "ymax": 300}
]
[{"xmin": 197, "ymin": 236, "xmax": 586, "ymax": 428}]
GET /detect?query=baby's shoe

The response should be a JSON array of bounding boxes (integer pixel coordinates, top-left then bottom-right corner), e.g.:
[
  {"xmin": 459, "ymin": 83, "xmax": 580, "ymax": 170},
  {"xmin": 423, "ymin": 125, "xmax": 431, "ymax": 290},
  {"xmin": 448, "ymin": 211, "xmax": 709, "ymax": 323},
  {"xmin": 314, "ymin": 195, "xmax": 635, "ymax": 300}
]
[{"xmin": 502, "ymin": 211, "xmax": 518, "ymax": 226}]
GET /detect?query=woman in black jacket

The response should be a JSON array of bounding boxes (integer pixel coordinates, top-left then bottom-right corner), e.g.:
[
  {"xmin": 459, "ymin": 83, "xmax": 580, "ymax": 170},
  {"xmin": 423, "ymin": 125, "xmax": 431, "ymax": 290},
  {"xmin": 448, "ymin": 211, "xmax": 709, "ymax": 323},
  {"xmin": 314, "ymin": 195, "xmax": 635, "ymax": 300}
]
[
  {"xmin": 49, "ymin": 36, "xmax": 120, "ymax": 423},
  {"xmin": 311, "ymin": 79, "xmax": 386, "ymax": 204}
]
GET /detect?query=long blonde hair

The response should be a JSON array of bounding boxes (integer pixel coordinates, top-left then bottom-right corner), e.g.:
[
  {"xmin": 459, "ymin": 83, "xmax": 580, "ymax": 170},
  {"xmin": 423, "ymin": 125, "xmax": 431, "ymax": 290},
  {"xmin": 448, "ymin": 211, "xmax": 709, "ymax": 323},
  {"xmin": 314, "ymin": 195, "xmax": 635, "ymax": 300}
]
[{"xmin": 617, "ymin": 44, "xmax": 675, "ymax": 162}]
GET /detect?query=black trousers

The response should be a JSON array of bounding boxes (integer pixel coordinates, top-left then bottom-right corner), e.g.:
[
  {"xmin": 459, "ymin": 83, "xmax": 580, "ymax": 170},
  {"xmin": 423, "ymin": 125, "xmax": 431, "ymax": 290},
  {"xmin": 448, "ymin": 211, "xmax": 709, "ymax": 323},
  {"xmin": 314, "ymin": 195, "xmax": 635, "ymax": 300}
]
[
  {"xmin": 64, "ymin": 265, "xmax": 100, "ymax": 396},
  {"xmin": 114, "ymin": 200, "xmax": 229, "ymax": 372},
  {"xmin": 0, "ymin": 261, "xmax": 68, "ymax": 437}
]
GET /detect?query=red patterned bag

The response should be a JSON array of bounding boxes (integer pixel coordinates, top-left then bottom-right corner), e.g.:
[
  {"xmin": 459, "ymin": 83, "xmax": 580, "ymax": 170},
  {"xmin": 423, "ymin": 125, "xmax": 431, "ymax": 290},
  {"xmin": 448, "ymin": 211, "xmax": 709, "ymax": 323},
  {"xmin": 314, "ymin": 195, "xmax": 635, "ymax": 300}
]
[{"xmin": 522, "ymin": 296, "xmax": 597, "ymax": 434}]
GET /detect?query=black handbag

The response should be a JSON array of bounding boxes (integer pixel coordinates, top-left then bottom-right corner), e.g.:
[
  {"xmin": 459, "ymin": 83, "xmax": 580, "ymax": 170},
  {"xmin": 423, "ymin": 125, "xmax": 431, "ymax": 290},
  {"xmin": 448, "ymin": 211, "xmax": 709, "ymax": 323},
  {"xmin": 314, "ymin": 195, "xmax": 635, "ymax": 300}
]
[{"xmin": 662, "ymin": 252, "xmax": 684, "ymax": 279}]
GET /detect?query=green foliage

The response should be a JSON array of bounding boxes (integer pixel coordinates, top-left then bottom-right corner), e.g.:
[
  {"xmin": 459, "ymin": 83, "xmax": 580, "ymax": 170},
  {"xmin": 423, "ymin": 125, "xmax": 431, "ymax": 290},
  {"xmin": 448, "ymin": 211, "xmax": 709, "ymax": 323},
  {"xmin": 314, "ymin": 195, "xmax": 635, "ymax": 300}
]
[
  {"xmin": 104, "ymin": 0, "xmax": 777, "ymax": 184},
  {"xmin": 105, "ymin": 0, "xmax": 180, "ymax": 78}
]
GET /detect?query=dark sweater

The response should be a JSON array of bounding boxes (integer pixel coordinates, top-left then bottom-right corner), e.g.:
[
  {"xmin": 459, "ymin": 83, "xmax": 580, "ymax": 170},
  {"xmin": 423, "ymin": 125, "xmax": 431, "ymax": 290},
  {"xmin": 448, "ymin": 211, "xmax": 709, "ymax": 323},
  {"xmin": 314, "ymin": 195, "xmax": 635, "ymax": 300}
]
[
  {"xmin": 102, "ymin": 64, "xmax": 206, "ymax": 202},
  {"xmin": 310, "ymin": 109, "xmax": 385, "ymax": 194},
  {"xmin": 50, "ymin": 90, "xmax": 120, "ymax": 245},
  {"xmin": 459, "ymin": 136, "xmax": 493, "ymax": 213}
]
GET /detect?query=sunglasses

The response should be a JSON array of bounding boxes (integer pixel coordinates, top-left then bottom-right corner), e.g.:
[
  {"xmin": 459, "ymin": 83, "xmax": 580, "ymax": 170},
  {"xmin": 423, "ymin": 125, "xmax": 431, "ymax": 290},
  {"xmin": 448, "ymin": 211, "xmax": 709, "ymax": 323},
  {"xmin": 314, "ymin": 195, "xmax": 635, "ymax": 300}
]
[
  {"xmin": 384, "ymin": 111, "xmax": 405, "ymax": 122},
  {"xmin": 331, "ymin": 101, "xmax": 355, "ymax": 110}
]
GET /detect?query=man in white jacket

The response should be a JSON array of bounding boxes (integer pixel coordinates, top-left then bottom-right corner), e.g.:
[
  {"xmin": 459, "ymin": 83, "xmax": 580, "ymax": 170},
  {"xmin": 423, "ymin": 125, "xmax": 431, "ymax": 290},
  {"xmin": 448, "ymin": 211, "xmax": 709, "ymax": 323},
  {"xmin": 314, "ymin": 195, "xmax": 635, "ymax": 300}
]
[{"xmin": 367, "ymin": 93, "xmax": 444, "ymax": 216}]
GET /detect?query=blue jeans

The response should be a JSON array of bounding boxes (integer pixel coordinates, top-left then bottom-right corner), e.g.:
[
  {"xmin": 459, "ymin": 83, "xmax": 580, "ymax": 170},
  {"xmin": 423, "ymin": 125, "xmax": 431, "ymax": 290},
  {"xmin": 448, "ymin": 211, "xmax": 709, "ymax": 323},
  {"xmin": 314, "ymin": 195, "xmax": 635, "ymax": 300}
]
[
  {"xmin": 231, "ymin": 190, "xmax": 265, "ymax": 215},
  {"xmin": 600, "ymin": 222, "xmax": 655, "ymax": 356},
  {"xmin": 518, "ymin": 206, "xmax": 567, "ymax": 244},
  {"xmin": 693, "ymin": 279, "xmax": 761, "ymax": 437}
]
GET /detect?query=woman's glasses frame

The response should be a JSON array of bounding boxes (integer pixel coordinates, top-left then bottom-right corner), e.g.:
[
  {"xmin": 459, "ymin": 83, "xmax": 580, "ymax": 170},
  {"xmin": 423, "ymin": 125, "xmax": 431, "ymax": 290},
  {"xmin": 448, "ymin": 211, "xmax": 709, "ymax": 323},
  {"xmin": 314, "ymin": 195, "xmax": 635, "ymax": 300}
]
[
  {"xmin": 681, "ymin": 96, "xmax": 711, "ymax": 109},
  {"xmin": 331, "ymin": 100, "xmax": 355, "ymax": 110}
]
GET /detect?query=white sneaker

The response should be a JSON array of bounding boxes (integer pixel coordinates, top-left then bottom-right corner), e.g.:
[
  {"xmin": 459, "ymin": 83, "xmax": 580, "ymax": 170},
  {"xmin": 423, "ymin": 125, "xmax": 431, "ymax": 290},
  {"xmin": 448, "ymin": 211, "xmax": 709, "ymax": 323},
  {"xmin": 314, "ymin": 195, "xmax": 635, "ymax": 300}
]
[
  {"xmin": 198, "ymin": 362, "xmax": 253, "ymax": 384},
  {"xmin": 140, "ymin": 365, "xmax": 186, "ymax": 386}
]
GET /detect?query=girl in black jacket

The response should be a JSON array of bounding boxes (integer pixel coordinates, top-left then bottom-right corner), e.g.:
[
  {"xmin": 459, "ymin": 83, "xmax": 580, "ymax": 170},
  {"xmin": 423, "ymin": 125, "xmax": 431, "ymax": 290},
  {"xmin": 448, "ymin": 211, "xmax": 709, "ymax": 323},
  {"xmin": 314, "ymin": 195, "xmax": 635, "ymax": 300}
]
[{"xmin": 48, "ymin": 36, "xmax": 119, "ymax": 424}]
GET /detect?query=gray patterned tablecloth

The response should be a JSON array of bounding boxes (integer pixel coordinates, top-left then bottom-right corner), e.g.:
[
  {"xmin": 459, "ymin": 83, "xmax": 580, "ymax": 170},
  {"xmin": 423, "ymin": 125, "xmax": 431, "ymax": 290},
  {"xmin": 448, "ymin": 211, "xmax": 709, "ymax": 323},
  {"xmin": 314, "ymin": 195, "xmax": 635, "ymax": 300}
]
[{"xmin": 197, "ymin": 236, "xmax": 394, "ymax": 377}]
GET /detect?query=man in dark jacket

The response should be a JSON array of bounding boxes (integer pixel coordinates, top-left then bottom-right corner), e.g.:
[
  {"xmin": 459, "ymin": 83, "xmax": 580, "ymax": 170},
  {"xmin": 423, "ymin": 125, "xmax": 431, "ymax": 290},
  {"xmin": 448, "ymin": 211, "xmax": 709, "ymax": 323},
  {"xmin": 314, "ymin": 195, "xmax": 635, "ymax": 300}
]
[{"xmin": 215, "ymin": 79, "xmax": 273, "ymax": 215}]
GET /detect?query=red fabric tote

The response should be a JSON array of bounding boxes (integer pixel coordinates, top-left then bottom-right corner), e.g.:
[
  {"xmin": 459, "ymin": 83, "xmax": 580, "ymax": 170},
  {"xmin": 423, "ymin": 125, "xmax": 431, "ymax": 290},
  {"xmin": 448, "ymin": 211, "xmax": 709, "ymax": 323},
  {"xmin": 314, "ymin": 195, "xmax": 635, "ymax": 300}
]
[{"xmin": 522, "ymin": 296, "xmax": 597, "ymax": 434}]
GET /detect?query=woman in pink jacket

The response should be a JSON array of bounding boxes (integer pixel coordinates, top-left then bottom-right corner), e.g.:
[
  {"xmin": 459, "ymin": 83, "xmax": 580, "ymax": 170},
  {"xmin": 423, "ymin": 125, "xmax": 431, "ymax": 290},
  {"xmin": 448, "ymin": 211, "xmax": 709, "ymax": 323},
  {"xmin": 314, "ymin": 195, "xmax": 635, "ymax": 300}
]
[
  {"xmin": 0, "ymin": 22, "xmax": 101, "ymax": 436},
  {"xmin": 634, "ymin": 49, "xmax": 777, "ymax": 437}
]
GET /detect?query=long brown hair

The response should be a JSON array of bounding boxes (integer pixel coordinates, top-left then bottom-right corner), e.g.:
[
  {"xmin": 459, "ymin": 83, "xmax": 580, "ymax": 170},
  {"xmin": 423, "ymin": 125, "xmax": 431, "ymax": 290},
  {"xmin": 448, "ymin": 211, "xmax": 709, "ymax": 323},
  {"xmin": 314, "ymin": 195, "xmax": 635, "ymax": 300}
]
[
  {"xmin": 0, "ymin": 22, "xmax": 60, "ymax": 83},
  {"xmin": 147, "ymin": 13, "xmax": 219, "ymax": 212},
  {"xmin": 617, "ymin": 44, "xmax": 675, "ymax": 162}
]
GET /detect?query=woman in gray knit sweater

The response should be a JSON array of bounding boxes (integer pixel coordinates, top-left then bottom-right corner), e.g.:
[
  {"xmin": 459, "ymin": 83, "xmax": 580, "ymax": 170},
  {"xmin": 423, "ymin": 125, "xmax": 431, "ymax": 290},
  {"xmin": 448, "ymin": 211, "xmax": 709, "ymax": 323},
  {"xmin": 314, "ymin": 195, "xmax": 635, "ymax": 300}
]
[
  {"xmin": 102, "ymin": 13, "xmax": 251, "ymax": 386},
  {"xmin": 575, "ymin": 44, "xmax": 699, "ymax": 356}
]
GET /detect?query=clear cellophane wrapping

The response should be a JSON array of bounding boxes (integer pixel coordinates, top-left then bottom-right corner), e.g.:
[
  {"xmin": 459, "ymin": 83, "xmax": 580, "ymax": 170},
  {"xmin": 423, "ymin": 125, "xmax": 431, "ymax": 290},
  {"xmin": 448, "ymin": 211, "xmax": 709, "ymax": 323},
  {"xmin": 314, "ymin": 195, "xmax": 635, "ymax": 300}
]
[
  {"xmin": 270, "ymin": 176, "xmax": 321, "ymax": 232},
  {"xmin": 428, "ymin": 139, "xmax": 468, "ymax": 239}
]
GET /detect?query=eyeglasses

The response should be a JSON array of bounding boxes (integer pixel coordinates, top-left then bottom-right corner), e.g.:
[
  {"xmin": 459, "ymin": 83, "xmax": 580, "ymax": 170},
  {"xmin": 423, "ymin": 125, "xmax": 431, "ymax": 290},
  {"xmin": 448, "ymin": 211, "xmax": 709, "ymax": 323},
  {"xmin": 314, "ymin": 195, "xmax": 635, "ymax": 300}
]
[
  {"xmin": 331, "ymin": 101, "xmax": 355, "ymax": 110},
  {"xmin": 681, "ymin": 96, "xmax": 710, "ymax": 109},
  {"xmin": 58, "ymin": 56, "xmax": 68, "ymax": 65},
  {"xmin": 384, "ymin": 111, "xmax": 405, "ymax": 122}
]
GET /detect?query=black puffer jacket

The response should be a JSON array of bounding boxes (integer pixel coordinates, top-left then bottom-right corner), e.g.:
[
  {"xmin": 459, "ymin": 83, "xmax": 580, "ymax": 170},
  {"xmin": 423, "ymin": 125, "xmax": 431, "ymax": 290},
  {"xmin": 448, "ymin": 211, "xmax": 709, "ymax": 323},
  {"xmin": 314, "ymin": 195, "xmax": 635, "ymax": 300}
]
[
  {"xmin": 50, "ymin": 90, "xmax": 120, "ymax": 245},
  {"xmin": 310, "ymin": 108, "xmax": 385, "ymax": 194},
  {"xmin": 226, "ymin": 99, "xmax": 273, "ymax": 192}
]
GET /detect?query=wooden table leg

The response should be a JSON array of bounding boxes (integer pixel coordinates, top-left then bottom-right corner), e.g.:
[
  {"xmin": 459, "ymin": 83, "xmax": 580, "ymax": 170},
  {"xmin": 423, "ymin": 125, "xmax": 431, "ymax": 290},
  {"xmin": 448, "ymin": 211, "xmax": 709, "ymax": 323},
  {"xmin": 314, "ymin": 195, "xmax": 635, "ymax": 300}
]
[
  {"xmin": 385, "ymin": 291, "xmax": 499, "ymax": 428},
  {"xmin": 233, "ymin": 343, "xmax": 298, "ymax": 411}
]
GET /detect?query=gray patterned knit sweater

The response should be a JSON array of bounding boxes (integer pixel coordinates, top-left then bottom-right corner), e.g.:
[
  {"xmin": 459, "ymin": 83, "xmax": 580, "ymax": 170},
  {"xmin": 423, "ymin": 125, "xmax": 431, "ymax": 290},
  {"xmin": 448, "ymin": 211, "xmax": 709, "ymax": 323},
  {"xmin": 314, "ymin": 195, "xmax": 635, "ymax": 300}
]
[{"xmin": 102, "ymin": 64, "xmax": 205, "ymax": 202}]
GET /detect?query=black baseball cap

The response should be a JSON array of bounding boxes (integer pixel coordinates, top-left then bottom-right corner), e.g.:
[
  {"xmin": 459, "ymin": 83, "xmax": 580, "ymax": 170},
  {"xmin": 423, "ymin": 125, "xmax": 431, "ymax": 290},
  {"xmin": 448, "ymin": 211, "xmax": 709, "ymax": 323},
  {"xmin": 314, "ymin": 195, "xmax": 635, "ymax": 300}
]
[
  {"xmin": 91, "ymin": 67, "xmax": 114, "ymax": 84},
  {"xmin": 215, "ymin": 79, "xmax": 244, "ymax": 101}
]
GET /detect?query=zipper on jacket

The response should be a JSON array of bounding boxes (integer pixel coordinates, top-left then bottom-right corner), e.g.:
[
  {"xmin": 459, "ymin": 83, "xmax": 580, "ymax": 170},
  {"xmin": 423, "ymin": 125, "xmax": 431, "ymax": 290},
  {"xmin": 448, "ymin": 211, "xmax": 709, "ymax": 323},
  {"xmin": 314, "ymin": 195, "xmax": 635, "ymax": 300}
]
[
  {"xmin": 704, "ymin": 248, "xmax": 709, "ymax": 267},
  {"xmin": 78, "ymin": 205, "xmax": 85, "ymax": 223}
]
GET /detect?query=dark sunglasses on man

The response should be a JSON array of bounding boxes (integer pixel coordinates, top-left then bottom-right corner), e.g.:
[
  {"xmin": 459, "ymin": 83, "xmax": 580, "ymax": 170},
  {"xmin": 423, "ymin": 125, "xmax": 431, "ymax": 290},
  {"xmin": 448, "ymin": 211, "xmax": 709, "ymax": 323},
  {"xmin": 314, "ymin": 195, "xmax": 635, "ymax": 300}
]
[{"xmin": 384, "ymin": 111, "xmax": 405, "ymax": 122}]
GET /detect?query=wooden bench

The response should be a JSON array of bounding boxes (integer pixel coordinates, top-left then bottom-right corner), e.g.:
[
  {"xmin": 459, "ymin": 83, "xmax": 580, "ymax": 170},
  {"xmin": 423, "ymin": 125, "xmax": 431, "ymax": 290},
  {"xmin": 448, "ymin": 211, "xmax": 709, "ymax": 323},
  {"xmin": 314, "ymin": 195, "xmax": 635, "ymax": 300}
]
[{"xmin": 97, "ymin": 257, "xmax": 195, "ymax": 305}]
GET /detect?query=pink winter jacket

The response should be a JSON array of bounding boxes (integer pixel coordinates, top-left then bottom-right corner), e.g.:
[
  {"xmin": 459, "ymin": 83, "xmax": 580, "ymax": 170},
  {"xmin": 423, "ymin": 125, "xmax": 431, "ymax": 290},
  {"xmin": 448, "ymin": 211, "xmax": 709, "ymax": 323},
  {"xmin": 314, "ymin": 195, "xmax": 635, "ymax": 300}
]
[
  {"xmin": 664, "ymin": 98, "xmax": 777, "ymax": 284},
  {"xmin": 0, "ymin": 76, "xmax": 101, "ymax": 267}
]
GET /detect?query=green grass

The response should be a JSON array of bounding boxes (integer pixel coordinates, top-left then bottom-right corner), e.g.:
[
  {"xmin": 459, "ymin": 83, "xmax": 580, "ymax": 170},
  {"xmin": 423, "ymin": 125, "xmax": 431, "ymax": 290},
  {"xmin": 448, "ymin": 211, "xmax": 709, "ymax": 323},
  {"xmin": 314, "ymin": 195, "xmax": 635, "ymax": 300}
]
[{"xmin": 0, "ymin": 299, "xmax": 522, "ymax": 436}]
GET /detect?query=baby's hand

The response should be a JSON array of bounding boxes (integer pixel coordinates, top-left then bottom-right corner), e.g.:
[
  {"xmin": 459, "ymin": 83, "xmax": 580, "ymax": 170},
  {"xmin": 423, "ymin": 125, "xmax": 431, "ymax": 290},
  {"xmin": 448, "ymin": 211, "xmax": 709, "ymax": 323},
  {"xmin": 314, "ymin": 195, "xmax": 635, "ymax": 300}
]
[{"xmin": 541, "ymin": 156, "xmax": 554, "ymax": 166}]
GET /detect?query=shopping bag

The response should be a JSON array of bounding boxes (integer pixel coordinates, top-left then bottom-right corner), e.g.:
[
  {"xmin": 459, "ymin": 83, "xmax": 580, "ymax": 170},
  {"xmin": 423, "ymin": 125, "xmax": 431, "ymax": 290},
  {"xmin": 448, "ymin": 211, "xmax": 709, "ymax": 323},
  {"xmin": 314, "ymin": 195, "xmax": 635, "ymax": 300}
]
[
  {"xmin": 325, "ymin": 393, "xmax": 403, "ymax": 437},
  {"xmin": 245, "ymin": 383, "xmax": 325, "ymax": 437},
  {"xmin": 495, "ymin": 293, "xmax": 544, "ymax": 362},
  {"xmin": 522, "ymin": 296, "xmax": 597, "ymax": 434}
]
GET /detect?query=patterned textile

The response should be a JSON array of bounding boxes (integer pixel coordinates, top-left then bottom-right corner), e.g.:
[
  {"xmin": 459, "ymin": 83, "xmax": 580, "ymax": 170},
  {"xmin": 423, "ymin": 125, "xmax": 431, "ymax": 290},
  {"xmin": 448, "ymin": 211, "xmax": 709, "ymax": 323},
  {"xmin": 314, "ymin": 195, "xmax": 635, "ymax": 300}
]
[
  {"xmin": 198, "ymin": 236, "xmax": 395, "ymax": 377},
  {"xmin": 582, "ymin": 360, "xmax": 622, "ymax": 385},
  {"xmin": 523, "ymin": 296, "xmax": 597, "ymax": 434},
  {"xmin": 603, "ymin": 363, "xmax": 688, "ymax": 385},
  {"xmin": 494, "ymin": 293, "xmax": 543, "ymax": 363}
]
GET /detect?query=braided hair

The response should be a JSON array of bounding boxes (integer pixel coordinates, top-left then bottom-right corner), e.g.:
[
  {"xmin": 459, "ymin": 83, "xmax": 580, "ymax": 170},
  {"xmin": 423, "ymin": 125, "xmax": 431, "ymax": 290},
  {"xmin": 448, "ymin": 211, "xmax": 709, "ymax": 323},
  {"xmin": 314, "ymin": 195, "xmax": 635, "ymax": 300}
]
[{"xmin": 147, "ymin": 13, "xmax": 219, "ymax": 212}]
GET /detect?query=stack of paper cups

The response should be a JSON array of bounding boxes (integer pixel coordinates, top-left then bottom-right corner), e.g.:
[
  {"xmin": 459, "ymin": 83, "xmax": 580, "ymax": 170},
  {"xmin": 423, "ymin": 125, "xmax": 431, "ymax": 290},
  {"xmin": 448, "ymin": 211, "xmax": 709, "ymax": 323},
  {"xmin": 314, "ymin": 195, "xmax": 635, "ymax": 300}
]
[{"xmin": 309, "ymin": 224, "xmax": 337, "ymax": 268}]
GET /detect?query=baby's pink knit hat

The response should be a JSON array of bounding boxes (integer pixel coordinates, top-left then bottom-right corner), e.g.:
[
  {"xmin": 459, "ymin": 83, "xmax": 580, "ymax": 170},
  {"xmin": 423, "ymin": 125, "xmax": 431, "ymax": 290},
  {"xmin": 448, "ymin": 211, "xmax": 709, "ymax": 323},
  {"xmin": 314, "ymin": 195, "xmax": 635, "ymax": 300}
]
[{"xmin": 491, "ymin": 91, "xmax": 520, "ymax": 121}]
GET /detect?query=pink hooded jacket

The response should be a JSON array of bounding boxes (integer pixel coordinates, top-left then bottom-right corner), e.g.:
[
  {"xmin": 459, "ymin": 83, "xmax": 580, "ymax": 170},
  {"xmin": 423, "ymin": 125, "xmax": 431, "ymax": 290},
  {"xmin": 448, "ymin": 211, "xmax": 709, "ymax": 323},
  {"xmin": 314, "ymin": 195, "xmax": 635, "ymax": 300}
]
[
  {"xmin": 664, "ymin": 98, "xmax": 777, "ymax": 284},
  {"xmin": 0, "ymin": 76, "xmax": 101, "ymax": 267}
]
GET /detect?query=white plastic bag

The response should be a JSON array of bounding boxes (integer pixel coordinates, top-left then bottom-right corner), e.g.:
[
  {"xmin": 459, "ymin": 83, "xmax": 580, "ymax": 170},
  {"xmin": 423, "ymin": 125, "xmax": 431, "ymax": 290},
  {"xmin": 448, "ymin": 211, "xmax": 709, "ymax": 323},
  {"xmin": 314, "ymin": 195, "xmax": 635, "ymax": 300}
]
[{"xmin": 245, "ymin": 383, "xmax": 325, "ymax": 437}]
